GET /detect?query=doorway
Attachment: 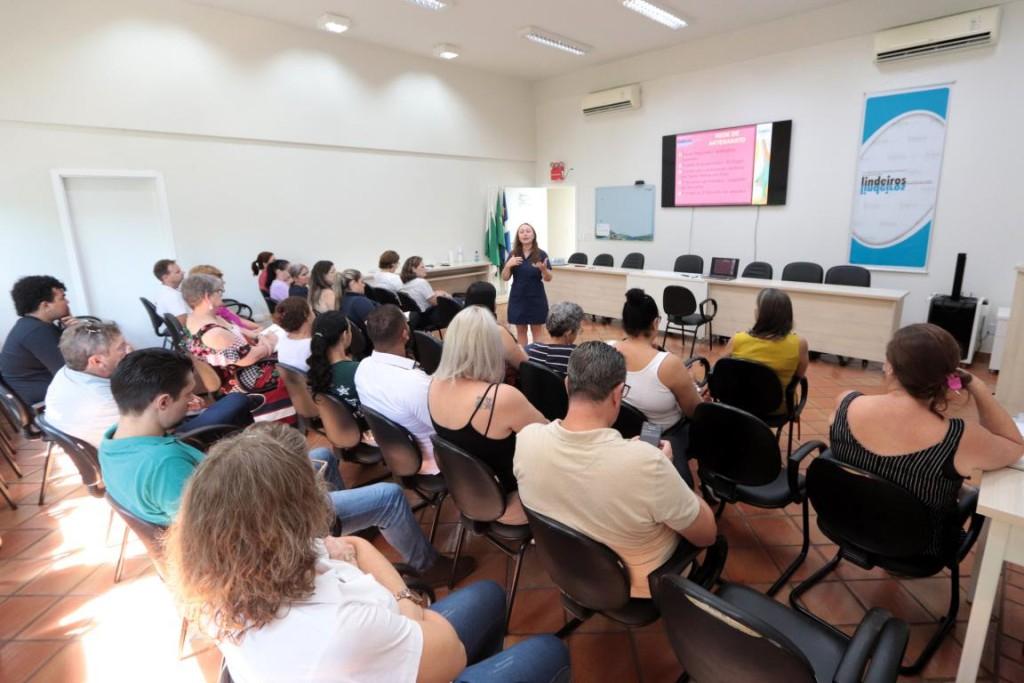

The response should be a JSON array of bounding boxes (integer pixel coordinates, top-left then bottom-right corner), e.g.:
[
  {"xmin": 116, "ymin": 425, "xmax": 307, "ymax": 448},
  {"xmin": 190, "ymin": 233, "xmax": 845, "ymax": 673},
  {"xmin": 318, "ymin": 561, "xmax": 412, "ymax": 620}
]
[{"xmin": 504, "ymin": 186, "xmax": 576, "ymax": 261}]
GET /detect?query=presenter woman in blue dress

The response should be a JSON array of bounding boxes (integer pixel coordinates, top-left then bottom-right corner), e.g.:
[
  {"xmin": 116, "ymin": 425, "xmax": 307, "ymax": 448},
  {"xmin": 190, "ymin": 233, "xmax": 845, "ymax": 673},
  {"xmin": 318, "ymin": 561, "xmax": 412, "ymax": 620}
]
[{"xmin": 502, "ymin": 223, "xmax": 553, "ymax": 348}]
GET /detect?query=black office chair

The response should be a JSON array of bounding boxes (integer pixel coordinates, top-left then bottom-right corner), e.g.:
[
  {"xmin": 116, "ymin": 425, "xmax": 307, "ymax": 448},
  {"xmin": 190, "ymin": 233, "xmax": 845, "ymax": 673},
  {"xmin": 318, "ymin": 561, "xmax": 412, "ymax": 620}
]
[
  {"xmin": 412, "ymin": 331, "xmax": 443, "ymax": 375},
  {"xmin": 658, "ymin": 575, "xmax": 908, "ymax": 683},
  {"xmin": 367, "ymin": 286, "xmax": 401, "ymax": 307},
  {"xmin": 277, "ymin": 363, "xmax": 322, "ymax": 436},
  {"xmin": 621, "ymin": 252, "xmax": 645, "ymax": 270},
  {"xmin": 525, "ymin": 506, "xmax": 727, "ymax": 637},
  {"xmin": 661, "ymin": 285, "xmax": 717, "ymax": 357},
  {"xmin": 0, "ymin": 375, "xmax": 41, "ymax": 441},
  {"xmin": 568, "ymin": 252, "xmax": 588, "ymax": 265},
  {"xmin": 396, "ymin": 291, "xmax": 419, "ymax": 314},
  {"xmin": 673, "ymin": 254, "xmax": 704, "ymax": 275},
  {"xmin": 518, "ymin": 361, "xmax": 568, "ymax": 421},
  {"xmin": 593, "ymin": 253, "xmax": 614, "ymax": 268},
  {"xmin": 345, "ymin": 317, "xmax": 370, "ymax": 361},
  {"xmin": 825, "ymin": 265, "xmax": 871, "ymax": 288},
  {"xmin": 432, "ymin": 435, "xmax": 531, "ymax": 626},
  {"xmin": 35, "ymin": 413, "xmax": 105, "ymax": 505},
  {"xmin": 611, "ymin": 402, "xmax": 645, "ymax": 439},
  {"xmin": 790, "ymin": 453, "xmax": 985, "ymax": 674},
  {"xmin": 140, "ymin": 297, "xmax": 171, "ymax": 348},
  {"xmin": 424, "ymin": 297, "xmax": 463, "ymax": 337},
  {"xmin": 709, "ymin": 357, "xmax": 808, "ymax": 457},
  {"xmin": 689, "ymin": 402, "xmax": 827, "ymax": 596},
  {"xmin": 361, "ymin": 406, "xmax": 447, "ymax": 543},
  {"xmin": 177, "ymin": 423, "xmax": 244, "ymax": 452},
  {"xmin": 313, "ymin": 392, "xmax": 386, "ymax": 471},
  {"xmin": 221, "ymin": 298, "xmax": 254, "ymax": 321},
  {"xmin": 162, "ymin": 313, "xmax": 187, "ymax": 351},
  {"xmin": 782, "ymin": 261, "xmax": 824, "ymax": 284},
  {"xmin": 742, "ymin": 261, "xmax": 774, "ymax": 279}
]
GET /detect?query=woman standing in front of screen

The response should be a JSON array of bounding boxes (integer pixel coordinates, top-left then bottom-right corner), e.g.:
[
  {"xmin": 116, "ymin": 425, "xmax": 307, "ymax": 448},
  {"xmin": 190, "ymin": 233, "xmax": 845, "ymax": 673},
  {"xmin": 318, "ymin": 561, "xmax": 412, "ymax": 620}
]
[{"xmin": 502, "ymin": 223, "xmax": 553, "ymax": 348}]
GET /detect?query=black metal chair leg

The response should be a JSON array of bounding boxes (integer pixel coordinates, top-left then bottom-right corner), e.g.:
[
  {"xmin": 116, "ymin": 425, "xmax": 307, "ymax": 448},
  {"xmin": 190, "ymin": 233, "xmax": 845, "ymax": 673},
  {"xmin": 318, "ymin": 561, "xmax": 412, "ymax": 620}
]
[
  {"xmin": 506, "ymin": 542, "xmax": 528, "ymax": 630},
  {"xmin": 428, "ymin": 493, "xmax": 446, "ymax": 545},
  {"xmin": 768, "ymin": 499, "xmax": 810, "ymax": 596},
  {"xmin": 38, "ymin": 441, "xmax": 54, "ymax": 504},
  {"xmin": 555, "ymin": 617, "xmax": 584, "ymax": 639},
  {"xmin": 660, "ymin": 326, "xmax": 669, "ymax": 351},
  {"xmin": 707, "ymin": 322, "xmax": 713, "ymax": 351},
  {"xmin": 0, "ymin": 473, "xmax": 17, "ymax": 510},
  {"xmin": 448, "ymin": 523, "xmax": 466, "ymax": 590},
  {"xmin": 114, "ymin": 526, "xmax": 130, "ymax": 583},
  {"xmin": 789, "ymin": 549, "xmax": 842, "ymax": 629},
  {"xmin": 899, "ymin": 562, "xmax": 960, "ymax": 674},
  {"xmin": 689, "ymin": 325, "xmax": 698, "ymax": 359}
]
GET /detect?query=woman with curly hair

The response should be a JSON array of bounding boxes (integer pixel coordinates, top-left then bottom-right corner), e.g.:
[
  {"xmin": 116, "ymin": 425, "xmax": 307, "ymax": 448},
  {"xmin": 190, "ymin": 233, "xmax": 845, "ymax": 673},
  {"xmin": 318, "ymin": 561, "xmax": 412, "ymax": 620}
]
[{"xmin": 166, "ymin": 424, "xmax": 570, "ymax": 683}]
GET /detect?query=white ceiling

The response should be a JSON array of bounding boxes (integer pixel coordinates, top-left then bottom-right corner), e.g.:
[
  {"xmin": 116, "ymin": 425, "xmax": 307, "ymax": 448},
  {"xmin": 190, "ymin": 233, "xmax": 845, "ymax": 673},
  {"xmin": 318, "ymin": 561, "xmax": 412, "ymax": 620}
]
[{"xmin": 187, "ymin": 0, "xmax": 1003, "ymax": 80}]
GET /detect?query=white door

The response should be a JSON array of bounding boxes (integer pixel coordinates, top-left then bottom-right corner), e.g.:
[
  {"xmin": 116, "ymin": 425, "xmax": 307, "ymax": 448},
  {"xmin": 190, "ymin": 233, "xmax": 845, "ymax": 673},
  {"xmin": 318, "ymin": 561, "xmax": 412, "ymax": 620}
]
[
  {"xmin": 57, "ymin": 174, "xmax": 176, "ymax": 349},
  {"xmin": 505, "ymin": 188, "xmax": 550, "ymax": 255}
]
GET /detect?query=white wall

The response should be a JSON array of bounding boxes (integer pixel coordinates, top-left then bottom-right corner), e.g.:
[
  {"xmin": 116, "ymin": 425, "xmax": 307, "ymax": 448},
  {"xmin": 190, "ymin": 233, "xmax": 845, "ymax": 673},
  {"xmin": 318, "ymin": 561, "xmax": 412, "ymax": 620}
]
[
  {"xmin": 534, "ymin": 1, "xmax": 1024, "ymax": 343},
  {"xmin": 0, "ymin": 0, "xmax": 535, "ymax": 333}
]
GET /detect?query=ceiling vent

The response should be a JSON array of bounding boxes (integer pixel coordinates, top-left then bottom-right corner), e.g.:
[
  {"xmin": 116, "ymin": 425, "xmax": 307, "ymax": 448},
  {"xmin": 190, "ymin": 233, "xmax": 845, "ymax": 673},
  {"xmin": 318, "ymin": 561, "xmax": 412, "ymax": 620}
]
[
  {"xmin": 582, "ymin": 84, "xmax": 641, "ymax": 116},
  {"xmin": 875, "ymin": 6, "xmax": 1000, "ymax": 63}
]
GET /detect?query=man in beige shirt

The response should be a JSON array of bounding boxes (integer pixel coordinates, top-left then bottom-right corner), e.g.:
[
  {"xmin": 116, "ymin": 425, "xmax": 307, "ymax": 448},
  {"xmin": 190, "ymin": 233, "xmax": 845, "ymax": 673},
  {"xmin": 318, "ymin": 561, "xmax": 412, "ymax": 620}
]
[{"xmin": 514, "ymin": 341, "xmax": 717, "ymax": 598}]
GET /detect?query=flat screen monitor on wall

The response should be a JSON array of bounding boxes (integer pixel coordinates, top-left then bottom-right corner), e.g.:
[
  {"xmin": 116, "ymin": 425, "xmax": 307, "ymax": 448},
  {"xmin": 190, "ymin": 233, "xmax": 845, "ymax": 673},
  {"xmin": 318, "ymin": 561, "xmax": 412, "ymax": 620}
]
[{"xmin": 661, "ymin": 120, "xmax": 792, "ymax": 207}]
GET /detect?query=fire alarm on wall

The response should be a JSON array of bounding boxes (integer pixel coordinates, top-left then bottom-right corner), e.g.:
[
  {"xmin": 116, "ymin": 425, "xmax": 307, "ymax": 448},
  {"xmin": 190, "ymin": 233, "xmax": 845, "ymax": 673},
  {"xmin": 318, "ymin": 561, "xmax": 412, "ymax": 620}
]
[{"xmin": 550, "ymin": 161, "xmax": 566, "ymax": 182}]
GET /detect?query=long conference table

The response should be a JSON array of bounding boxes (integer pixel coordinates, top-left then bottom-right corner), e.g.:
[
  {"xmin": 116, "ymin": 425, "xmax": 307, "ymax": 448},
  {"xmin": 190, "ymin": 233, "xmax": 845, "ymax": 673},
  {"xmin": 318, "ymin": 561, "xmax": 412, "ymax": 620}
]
[{"xmin": 545, "ymin": 265, "xmax": 909, "ymax": 363}]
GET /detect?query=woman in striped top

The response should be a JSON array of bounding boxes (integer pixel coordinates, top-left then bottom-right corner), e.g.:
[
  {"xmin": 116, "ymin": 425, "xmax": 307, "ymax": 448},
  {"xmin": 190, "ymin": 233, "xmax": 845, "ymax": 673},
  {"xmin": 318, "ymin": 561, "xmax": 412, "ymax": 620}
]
[
  {"xmin": 830, "ymin": 323, "xmax": 1023, "ymax": 551},
  {"xmin": 526, "ymin": 301, "xmax": 584, "ymax": 377}
]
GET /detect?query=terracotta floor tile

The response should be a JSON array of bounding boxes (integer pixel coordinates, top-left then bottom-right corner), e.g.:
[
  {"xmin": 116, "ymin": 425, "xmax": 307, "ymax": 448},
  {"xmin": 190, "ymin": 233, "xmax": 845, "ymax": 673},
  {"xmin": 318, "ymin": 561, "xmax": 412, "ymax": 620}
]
[
  {"xmin": 507, "ymin": 587, "xmax": 566, "ymax": 635},
  {"xmin": 453, "ymin": 552, "xmax": 508, "ymax": 591},
  {"xmin": 0, "ymin": 595, "xmax": 60, "ymax": 639},
  {"xmin": 24, "ymin": 638, "xmax": 87, "ymax": 683},
  {"xmin": 515, "ymin": 549, "xmax": 556, "ymax": 589},
  {"xmin": 0, "ymin": 558, "xmax": 52, "ymax": 595},
  {"xmin": 0, "ymin": 640, "xmax": 68, "ymax": 683},
  {"xmin": 791, "ymin": 581, "xmax": 866, "ymax": 626},
  {"xmin": 901, "ymin": 577, "xmax": 971, "ymax": 623},
  {"xmin": 747, "ymin": 515, "xmax": 805, "ymax": 546},
  {"xmin": 847, "ymin": 579, "xmax": 935, "ymax": 624},
  {"xmin": 0, "ymin": 529, "xmax": 51, "ymax": 560},
  {"xmin": 568, "ymin": 633, "xmax": 640, "ymax": 683},
  {"xmin": 721, "ymin": 545, "xmax": 783, "ymax": 584},
  {"xmin": 18, "ymin": 594, "xmax": 96, "ymax": 640},
  {"xmin": 716, "ymin": 514, "xmax": 759, "ymax": 547},
  {"xmin": 633, "ymin": 628, "xmax": 684, "ymax": 682},
  {"xmin": 1004, "ymin": 600, "xmax": 1024, "ymax": 643},
  {"xmin": 766, "ymin": 545, "xmax": 834, "ymax": 583},
  {"xmin": 15, "ymin": 557, "xmax": 100, "ymax": 596}
]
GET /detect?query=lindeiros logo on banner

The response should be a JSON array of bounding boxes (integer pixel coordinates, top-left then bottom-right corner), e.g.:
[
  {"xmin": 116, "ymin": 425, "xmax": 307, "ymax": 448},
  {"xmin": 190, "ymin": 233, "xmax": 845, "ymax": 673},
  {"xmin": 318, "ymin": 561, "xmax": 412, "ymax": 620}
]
[{"xmin": 849, "ymin": 86, "xmax": 950, "ymax": 271}]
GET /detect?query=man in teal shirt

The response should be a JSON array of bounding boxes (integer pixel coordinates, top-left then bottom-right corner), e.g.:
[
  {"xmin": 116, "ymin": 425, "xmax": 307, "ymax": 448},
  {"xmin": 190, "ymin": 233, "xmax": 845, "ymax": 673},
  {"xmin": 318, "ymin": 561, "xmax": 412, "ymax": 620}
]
[{"xmin": 100, "ymin": 349, "xmax": 204, "ymax": 526}]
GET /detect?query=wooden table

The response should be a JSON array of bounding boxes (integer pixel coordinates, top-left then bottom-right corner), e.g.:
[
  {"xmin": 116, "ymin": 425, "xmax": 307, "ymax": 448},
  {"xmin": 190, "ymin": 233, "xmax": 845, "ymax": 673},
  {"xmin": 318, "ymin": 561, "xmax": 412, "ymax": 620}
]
[
  {"xmin": 423, "ymin": 261, "xmax": 492, "ymax": 294},
  {"xmin": 546, "ymin": 266, "xmax": 908, "ymax": 362},
  {"xmin": 957, "ymin": 466, "xmax": 1024, "ymax": 682}
]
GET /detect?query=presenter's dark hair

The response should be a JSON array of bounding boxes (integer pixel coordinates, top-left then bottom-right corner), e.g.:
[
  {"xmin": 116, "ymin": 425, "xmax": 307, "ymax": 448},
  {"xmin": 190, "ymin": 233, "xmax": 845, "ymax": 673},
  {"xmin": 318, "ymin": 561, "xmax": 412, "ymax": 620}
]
[
  {"xmin": 400, "ymin": 256, "xmax": 423, "ymax": 284},
  {"xmin": 465, "ymin": 282, "xmax": 497, "ymax": 314},
  {"xmin": 251, "ymin": 251, "xmax": 274, "ymax": 276},
  {"xmin": 307, "ymin": 312, "xmax": 351, "ymax": 396},
  {"xmin": 749, "ymin": 288, "xmax": 793, "ymax": 340},
  {"xmin": 11, "ymin": 275, "xmax": 67, "ymax": 317},
  {"xmin": 622, "ymin": 288, "xmax": 659, "ymax": 336},
  {"xmin": 111, "ymin": 349, "xmax": 193, "ymax": 415}
]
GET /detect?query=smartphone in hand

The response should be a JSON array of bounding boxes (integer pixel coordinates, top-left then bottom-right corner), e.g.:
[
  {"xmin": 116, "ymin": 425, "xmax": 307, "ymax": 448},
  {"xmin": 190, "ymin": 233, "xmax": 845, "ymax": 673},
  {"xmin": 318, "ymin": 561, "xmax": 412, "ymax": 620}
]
[{"xmin": 639, "ymin": 421, "xmax": 663, "ymax": 447}]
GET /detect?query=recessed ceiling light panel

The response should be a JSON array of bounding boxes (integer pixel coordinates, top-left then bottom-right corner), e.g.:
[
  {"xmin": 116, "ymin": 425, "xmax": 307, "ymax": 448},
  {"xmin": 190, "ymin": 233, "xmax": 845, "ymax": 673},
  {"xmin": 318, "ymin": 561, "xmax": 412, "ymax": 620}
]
[
  {"xmin": 519, "ymin": 27, "xmax": 590, "ymax": 56},
  {"xmin": 405, "ymin": 0, "xmax": 451, "ymax": 10},
  {"xmin": 318, "ymin": 13, "xmax": 351, "ymax": 33},
  {"xmin": 433, "ymin": 43, "xmax": 460, "ymax": 59},
  {"xmin": 623, "ymin": 0, "xmax": 688, "ymax": 30}
]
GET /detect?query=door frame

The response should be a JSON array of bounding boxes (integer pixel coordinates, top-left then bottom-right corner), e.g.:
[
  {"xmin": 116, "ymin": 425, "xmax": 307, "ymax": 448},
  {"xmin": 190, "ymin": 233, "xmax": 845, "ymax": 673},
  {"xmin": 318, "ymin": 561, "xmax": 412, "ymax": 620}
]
[{"xmin": 50, "ymin": 169, "xmax": 175, "ymax": 316}]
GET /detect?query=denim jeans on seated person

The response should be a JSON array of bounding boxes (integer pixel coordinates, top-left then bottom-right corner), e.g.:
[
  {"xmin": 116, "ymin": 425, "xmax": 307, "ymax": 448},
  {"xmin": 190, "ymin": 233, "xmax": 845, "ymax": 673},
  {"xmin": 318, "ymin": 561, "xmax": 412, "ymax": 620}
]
[
  {"xmin": 308, "ymin": 447, "xmax": 439, "ymax": 574},
  {"xmin": 176, "ymin": 393, "xmax": 254, "ymax": 433},
  {"xmin": 429, "ymin": 580, "xmax": 571, "ymax": 683}
]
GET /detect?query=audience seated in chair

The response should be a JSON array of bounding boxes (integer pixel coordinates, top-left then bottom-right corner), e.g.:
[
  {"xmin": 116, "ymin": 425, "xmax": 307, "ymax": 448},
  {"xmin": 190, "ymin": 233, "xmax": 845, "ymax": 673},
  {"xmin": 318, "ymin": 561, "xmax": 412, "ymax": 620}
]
[
  {"xmin": 464, "ymin": 281, "xmax": 528, "ymax": 372},
  {"xmin": 308, "ymin": 311, "xmax": 376, "ymax": 447},
  {"xmin": 188, "ymin": 265, "xmax": 260, "ymax": 336},
  {"xmin": 400, "ymin": 256, "xmax": 452, "ymax": 327},
  {"xmin": 251, "ymin": 251, "xmax": 274, "ymax": 297},
  {"xmin": 830, "ymin": 323, "xmax": 1024, "ymax": 545},
  {"xmin": 338, "ymin": 268, "xmax": 380, "ymax": 334},
  {"xmin": 428, "ymin": 307, "xmax": 546, "ymax": 524},
  {"xmin": 309, "ymin": 260, "xmax": 340, "ymax": 314},
  {"xmin": 723, "ymin": 288, "xmax": 809, "ymax": 410},
  {"xmin": 370, "ymin": 249, "xmax": 404, "ymax": 293},
  {"xmin": 287, "ymin": 262, "xmax": 310, "ymax": 299},
  {"xmin": 45, "ymin": 322, "xmax": 253, "ymax": 449},
  {"xmin": 272, "ymin": 296, "xmax": 314, "ymax": 373},
  {"xmin": 355, "ymin": 304, "xmax": 439, "ymax": 474},
  {"xmin": 0, "ymin": 275, "xmax": 73, "ymax": 405},
  {"xmin": 165, "ymin": 427, "xmax": 569, "ymax": 683},
  {"xmin": 267, "ymin": 259, "xmax": 292, "ymax": 303},
  {"xmin": 153, "ymin": 259, "xmax": 188, "ymax": 325},
  {"xmin": 514, "ymin": 341, "xmax": 717, "ymax": 598},
  {"xmin": 526, "ymin": 301, "xmax": 584, "ymax": 377}
]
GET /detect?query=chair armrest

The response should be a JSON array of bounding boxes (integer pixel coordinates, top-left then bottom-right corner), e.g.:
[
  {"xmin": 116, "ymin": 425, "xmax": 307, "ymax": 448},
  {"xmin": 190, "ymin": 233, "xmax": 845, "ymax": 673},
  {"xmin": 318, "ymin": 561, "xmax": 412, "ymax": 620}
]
[
  {"xmin": 31, "ymin": 401, "xmax": 46, "ymax": 416},
  {"xmin": 698, "ymin": 297, "xmax": 718, "ymax": 321},
  {"xmin": 956, "ymin": 485, "xmax": 985, "ymax": 560},
  {"xmin": 784, "ymin": 376, "xmax": 809, "ymax": 420},
  {"xmin": 685, "ymin": 356, "xmax": 711, "ymax": 387},
  {"xmin": 787, "ymin": 440, "xmax": 827, "ymax": 499},
  {"xmin": 834, "ymin": 608, "xmax": 907, "ymax": 683},
  {"xmin": 686, "ymin": 535, "xmax": 728, "ymax": 589},
  {"xmin": 647, "ymin": 537, "xmax": 705, "ymax": 599},
  {"xmin": 177, "ymin": 424, "xmax": 243, "ymax": 452}
]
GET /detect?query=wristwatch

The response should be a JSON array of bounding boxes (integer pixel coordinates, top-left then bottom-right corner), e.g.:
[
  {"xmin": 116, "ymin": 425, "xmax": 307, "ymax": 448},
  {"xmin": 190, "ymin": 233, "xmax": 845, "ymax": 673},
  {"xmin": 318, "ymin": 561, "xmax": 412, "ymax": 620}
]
[{"xmin": 394, "ymin": 588, "xmax": 425, "ymax": 606}]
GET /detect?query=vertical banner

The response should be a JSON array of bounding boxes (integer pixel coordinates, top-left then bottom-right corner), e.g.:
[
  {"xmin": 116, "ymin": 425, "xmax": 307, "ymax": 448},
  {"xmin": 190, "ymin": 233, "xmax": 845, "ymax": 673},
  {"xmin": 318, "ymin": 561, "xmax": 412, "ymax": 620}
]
[{"xmin": 849, "ymin": 85, "xmax": 951, "ymax": 271}]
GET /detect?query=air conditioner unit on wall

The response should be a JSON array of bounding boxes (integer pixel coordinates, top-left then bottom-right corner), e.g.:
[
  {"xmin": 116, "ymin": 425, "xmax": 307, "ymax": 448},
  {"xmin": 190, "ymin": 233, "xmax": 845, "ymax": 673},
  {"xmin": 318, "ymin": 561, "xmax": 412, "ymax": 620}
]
[
  {"xmin": 874, "ymin": 6, "xmax": 1000, "ymax": 63},
  {"xmin": 581, "ymin": 84, "xmax": 641, "ymax": 116}
]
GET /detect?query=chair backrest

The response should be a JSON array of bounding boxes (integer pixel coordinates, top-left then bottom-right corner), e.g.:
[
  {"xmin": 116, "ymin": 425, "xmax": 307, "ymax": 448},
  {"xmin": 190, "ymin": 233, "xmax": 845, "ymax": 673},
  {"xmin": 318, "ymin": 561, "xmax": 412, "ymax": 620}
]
[
  {"xmin": 105, "ymin": 493, "xmax": 169, "ymax": 576},
  {"xmin": 313, "ymin": 392, "xmax": 363, "ymax": 450},
  {"xmin": 825, "ymin": 265, "xmax": 871, "ymax": 288},
  {"xmin": 0, "ymin": 375, "xmax": 36, "ymax": 434},
  {"xmin": 612, "ymin": 401, "xmax": 646, "ymax": 439},
  {"xmin": 368, "ymin": 286, "xmax": 401, "ymax": 307},
  {"xmin": 432, "ymin": 297, "xmax": 463, "ymax": 330},
  {"xmin": 622, "ymin": 252, "xmax": 645, "ymax": 270},
  {"xmin": 432, "ymin": 435, "xmax": 507, "ymax": 523},
  {"xmin": 781, "ymin": 261, "xmax": 824, "ymax": 284},
  {"xmin": 162, "ymin": 313, "xmax": 187, "ymax": 350},
  {"xmin": 361, "ymin": 405, "xmax": 424, "ymax": 478},
  {"xmin": 708, "ymin": 357, "xmax": 783, "ymax": 418},
  {"xmin": 396, "ymin": 291, "xmax": 420, "ymax": 314},
  {"xmin": 347, "ymin": 317, "xmax": 369, "ymax": 360},
  {"xmin": 525, "ymin": 507, "xmax": 633, "ymax": 613},
  {"xmin": 191, "ymin": 357, "xmax": 223, "ymax": 396},
  {"xmin": 412, "ymin": 331, "xmax": 444, "ymax": 375},
  {"xmin": 177, "ymin": 424, "xmax": 243, "ymax": 452},
  {"xmin": 35, "ymin": 413, "xmax": 104, "ymax": 497},
  {"xmin": 593, "ymin": 253, "xmax": 614, "ymax": 268},
  {"xmin": 688, "ymin": 402, "xmax": 782, "ymax": 489},
  {"xmin": 518, "ymin": 361, "xmax": 568, "ymax": 421},
  {"xmin": 673, "ymin": 254, "xmax": 704, "ymax": 274},
  {"xmin": 658, "ymin": 575, "xmax": 817, "ymax": 683},
  {"xmin": 662, "ymin": 285, "xmax": 698, "ymax": 318},
  {"xmin": 568, "ymin": 252, "xmax": 588, "ymax": 265},
  {"xmin": 741, "ymin": 261, "xmax": 773, "ymax": 279},
  {"xmin": 277, "ymin": 364, "xmax": 319, "ymax": 419},
  {"xmin": 139, "ymin": 297, "xmax": 167, "ymax": 336},
  {"xmin": 807, "ymin": 453, "xmax": 937, "ymax": 559}
]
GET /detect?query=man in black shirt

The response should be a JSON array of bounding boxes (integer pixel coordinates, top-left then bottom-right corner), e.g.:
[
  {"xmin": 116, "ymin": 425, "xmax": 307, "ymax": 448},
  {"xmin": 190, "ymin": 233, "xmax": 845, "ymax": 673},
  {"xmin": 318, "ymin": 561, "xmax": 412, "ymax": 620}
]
[{"xmin": 1, "ymin": 276, "xmax": 73, "ymax": 404}]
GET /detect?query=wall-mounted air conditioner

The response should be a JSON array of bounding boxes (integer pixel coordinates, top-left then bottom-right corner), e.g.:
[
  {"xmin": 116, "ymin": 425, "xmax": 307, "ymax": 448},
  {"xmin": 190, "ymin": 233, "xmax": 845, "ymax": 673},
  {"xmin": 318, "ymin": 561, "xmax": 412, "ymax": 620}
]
[
  {"xmin": 581, "ymin": 84, "xmax": 641, "ymax": 116},
  {"xmin": 874, "ymin": 6, "xmax": 1000, "ymax": 63}
]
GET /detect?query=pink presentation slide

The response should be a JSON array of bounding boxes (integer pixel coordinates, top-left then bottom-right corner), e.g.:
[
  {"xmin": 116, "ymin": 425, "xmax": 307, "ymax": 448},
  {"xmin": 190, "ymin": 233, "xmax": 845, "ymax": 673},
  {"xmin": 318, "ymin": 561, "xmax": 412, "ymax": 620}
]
[{"xmin": 674, "ymin": 125, "xmax": 757, "ymax": 206}]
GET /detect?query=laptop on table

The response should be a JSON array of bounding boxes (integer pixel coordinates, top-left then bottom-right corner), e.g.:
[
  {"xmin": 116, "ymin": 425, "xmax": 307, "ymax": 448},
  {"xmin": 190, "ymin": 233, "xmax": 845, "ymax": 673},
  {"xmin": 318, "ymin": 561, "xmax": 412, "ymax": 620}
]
[{"xmin": 707, "ymin": 257, "xmax": 739, "ymax": 281}]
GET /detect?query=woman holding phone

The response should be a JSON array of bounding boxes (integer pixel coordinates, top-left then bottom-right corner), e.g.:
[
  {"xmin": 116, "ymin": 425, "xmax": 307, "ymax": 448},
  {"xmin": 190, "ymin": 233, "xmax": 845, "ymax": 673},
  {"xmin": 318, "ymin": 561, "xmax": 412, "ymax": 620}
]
[{"xmin": 502, "ymin": 223, "xmax": 552, "ymax": 348}]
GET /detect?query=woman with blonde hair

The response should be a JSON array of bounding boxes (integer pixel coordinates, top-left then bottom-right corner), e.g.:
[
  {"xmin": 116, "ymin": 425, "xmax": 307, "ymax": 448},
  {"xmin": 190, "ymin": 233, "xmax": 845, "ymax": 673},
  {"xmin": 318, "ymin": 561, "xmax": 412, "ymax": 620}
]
[
  {"xmin": 428, "ymin": 307, "xmax": 545, "ymax": 518},
  {"xmin": 166, "ymin": 423, "xmax": 570, "ymax": 683}
]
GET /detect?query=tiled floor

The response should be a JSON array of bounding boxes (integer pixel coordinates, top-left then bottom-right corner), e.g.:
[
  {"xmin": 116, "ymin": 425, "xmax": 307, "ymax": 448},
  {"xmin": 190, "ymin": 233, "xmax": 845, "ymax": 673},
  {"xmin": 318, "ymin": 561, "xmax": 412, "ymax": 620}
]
[{"xmin": 0, "ymin": 319, "xmax": 1021, "ymax": 682}]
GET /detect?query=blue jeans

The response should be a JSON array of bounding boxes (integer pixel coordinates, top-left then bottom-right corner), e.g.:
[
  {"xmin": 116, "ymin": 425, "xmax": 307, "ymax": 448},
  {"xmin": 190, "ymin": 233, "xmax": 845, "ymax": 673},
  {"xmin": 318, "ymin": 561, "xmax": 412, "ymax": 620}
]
[
  {"xmin": 309, "ymin": 448, "xmax": 439, "ymax": 573},
  {"xmin": 178, "ymin": 393, "xmax": 254, "ymax": 432},
  {"xmin": 429, "ymin": 581, "xmax": 570, "ymax": 683}
]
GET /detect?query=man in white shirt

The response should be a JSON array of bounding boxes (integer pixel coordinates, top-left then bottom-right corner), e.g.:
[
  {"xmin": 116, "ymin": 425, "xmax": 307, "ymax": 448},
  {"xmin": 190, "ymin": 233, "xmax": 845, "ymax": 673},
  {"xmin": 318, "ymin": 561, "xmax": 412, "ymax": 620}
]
[
  {"xmin": 153, "ymin": 258, "xmax": 188, "ymax": 323},
  {"xmin": 355, "ymin": 305, "xmax": 438, "ymax": 474}
]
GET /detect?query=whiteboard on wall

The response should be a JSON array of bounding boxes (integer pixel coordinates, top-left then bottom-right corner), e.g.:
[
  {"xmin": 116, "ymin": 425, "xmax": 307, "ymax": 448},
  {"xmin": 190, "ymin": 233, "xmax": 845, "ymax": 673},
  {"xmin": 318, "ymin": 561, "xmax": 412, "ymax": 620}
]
[{"xmin": 595, "ymin": 185, "xmax": 655, "ymax": 241}]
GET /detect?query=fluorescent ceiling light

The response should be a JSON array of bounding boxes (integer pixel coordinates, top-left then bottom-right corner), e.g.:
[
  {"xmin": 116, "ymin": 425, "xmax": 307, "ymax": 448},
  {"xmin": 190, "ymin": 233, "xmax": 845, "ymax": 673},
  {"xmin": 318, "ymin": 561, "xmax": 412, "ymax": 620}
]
[
  {"xmin": 520, "ymin": 27, "xmax": 590, "ymax": 56},
  {"xmin": 623, "ymin": 0, "xmax": 688, "ymax": 29},
  {"xmin": 318, "ymin": 13, "xmax": 351, "ymax": 33},
  {"xmin": 433, "ymin": 43, "xmax": 460, "ymax": 59},
  {"xmin": 405, "ymin": 0, "xmax": 450, "ymax": 10}
]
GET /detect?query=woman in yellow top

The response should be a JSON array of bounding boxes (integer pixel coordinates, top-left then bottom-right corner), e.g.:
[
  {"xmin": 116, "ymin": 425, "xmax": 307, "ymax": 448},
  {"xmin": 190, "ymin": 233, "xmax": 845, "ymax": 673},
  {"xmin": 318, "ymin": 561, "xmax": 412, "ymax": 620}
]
[{"xmin": 723, "ymin": 288, "xmax": 809, "ymax": 391}]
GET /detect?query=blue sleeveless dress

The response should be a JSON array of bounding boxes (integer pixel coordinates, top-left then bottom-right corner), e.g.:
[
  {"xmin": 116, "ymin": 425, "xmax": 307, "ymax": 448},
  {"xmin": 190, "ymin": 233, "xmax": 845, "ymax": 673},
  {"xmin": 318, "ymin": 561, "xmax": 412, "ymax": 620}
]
[{"xmin": 507, "ymin": 249, "xmax": 549, "ymax": 325}]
